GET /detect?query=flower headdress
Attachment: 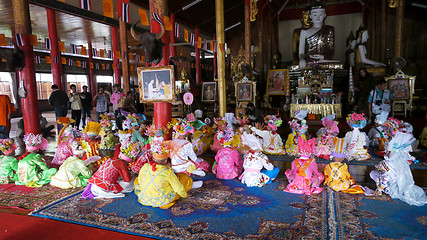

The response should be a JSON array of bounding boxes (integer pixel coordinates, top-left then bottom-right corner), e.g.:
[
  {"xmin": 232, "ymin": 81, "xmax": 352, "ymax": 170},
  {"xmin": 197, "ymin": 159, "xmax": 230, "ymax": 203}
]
[
  {"xmin": 0, "ymin": 138, "xmax": 17, "ymax": 155},
  {"xmin": 71, "ymin": 141, "xmax": 86, "ymax": 156},
  {"xmin": 122, "ymin": 113, "xmax": 146, "ymax": 130},
  {"xmin": 151, "ymin": 136, "xmax": 170, "ymax": 159},
  {"xmin": 323, "ymin": 118, "xmax": 339, "ymax": 134},
  {"xmin": 264, "ymin": 115, "xmax": 283, "ymax": 132},
  {"xmin": 346, "ymin": 112, "xmax": 367, "ymax": 129},
  {"xmin": 217, "ymin": 128, "xmax": 236, "ymax": 146},
  {"xmin": 117, "ymin": 129, "xmax": 141, "ymax": 162},
  {"xmin": 23, "ymin": 133, "xmax": 49, "ymax": 151},
  {"xmin": 213, "ymin": 117, "xmax": 226, "ymax": 129},
  {"xmin": 241, "ymin": 132, "xmax": 262, "ymax": 151},
  {"xmin": 297, "ymin": 137, "xmax": 316, "ymax": 157},
  {"xmin": 172, "ymin": 118, "xmax": 195, "ymax": 137},
  {"xmin": 288, "ymin": 119, "xmax": 308, "ymax": 134},
  {"xmin": 383, "ymin": 117, "xmax": 401, "ymax": 138},
  {"xmin": 237, "ymin": 116, "xmax": 248, "ymax": 126},
  {"xmin": 100, "ymin": 113, "xmax": 114, "ymax": 131},
  {"xmin": 223, "ymin": 113, "xmax": 237, "ymax": 129}
]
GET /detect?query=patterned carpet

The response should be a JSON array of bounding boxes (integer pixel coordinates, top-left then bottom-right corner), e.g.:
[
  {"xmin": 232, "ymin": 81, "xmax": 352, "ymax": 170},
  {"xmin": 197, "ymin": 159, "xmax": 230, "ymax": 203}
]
[
  {"xmin": 30, "ymin": 175, "xmax": 427, "ymax": 239},
  {"xmin": 0, "ymin": 184, "xmax": 83, "ymax": 211}
]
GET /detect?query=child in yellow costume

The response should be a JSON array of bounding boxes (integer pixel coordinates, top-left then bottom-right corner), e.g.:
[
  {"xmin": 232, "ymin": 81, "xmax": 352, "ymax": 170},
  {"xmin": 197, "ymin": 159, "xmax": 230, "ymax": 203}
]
[
  {"xmin": 324, "ymin": 137, "xmax": 364, "ymax": 194},
  {"xmin": 134, "ymin": 137, "xmax": 203, "ymax": 209},
  {"xmin": 285, "ymin": 110, "xmax": 308, "ymax": 156}
]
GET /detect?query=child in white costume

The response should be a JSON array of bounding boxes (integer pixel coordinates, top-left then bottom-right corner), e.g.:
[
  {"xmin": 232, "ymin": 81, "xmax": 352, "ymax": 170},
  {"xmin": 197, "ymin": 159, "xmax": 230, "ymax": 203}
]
[
  {"xmin": 344, "ymin": 113, "xmax": 370, "ymax": 161},
  {"xmin": 368, "ymin": 111, "xmax": 389, "ymax": 151},
  {"xmin": 370, "ymin": 131, "xmax": 427, "ymax": 206},
  {"xmin": 239, "ymin": 130, "xmax": 279, "ymax": 187},
  {"xmin": 251, "ymin": 115, "xmax": 286, "ymax": 155},
  {"xmin": 167, "ymin": 118, "xmax": 210, "ymax": 177}
]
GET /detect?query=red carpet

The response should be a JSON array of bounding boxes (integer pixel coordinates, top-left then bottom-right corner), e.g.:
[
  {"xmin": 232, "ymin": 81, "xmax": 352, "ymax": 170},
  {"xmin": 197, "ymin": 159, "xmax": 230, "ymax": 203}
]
[{"xmin": 0, "ymin": 212, "xmax": 152, "ymax": 240}]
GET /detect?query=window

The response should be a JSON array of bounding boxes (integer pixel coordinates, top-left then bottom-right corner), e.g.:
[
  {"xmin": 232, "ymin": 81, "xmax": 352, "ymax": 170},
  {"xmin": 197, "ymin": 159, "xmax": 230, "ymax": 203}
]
[
  {"xmin": 96, "ymin": 75, "xmax": 114, "ymax": 94},
  {"xmin": 66, "ymin": 74, "xmax": 88, "ymax": 94},
  {"xmin": 0, "ymin": 72, "xmax": 15, "ymax": 103},
  {"xmin": 35, "ymin": 73, "xmax": 53, "ymax": 100}
]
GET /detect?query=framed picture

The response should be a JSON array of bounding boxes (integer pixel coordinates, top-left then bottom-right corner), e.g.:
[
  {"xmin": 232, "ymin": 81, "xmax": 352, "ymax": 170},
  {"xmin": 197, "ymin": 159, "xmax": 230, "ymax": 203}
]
[
  {"xmin": 388, "ymin": 78, "xmax": 410, "ymax": 100},
  {"xmin": 267, "ymin": 69, "xmax": 288, "ymax": 95},
  {"xmin": 237, "ymin": 83, "xmax": 252, "ymax": 101},
  {"xmin": 138, "ymin": 65, "xmax": 175, "ymax": 103},
  {"xmin": 201, "ymin": 82, "xmax": 217, "ymax": 102}
]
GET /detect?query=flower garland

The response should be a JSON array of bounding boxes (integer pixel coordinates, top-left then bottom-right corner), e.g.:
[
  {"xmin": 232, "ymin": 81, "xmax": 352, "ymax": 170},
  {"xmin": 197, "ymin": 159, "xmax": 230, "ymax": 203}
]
[
  {"xmin": 23, "ymin": 133, "xmax": 43, "ymax": 147},
  {"xmin": 0, "ymin": 139, "xmax": 14, "ymax": 153}
]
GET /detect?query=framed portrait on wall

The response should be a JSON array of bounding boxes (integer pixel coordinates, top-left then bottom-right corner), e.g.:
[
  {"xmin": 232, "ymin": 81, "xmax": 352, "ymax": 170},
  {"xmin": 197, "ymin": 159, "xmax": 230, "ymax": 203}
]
[
  {"xmin": 266, "ymin": 69, "xmax": 288, "ymax": 95},
  {"xmin": 388, "ymin": 78, "xmax": 410, "ymax": 100},
  {"xmin": 138, "ymin": 65, "xmax": 175, "ymax": 103},
  {"xmin": 237, "ymin": 83, "xmax": 252, "ymax": 101},
  {"xmin": 201, "ymin": 82, "xmax": 217, "ymax": 103}
]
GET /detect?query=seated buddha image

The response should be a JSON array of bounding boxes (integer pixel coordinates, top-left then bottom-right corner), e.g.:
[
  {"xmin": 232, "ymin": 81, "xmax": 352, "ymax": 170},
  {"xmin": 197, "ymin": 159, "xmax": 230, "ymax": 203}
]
[{"xmin": 298, "ymin": 1, "xmax": 335, "ymax": 69}]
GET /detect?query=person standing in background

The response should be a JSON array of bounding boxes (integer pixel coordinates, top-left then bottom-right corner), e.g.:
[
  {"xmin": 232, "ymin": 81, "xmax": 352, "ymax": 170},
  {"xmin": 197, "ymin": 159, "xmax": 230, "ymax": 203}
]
[
  {"xmin": 94, "ymin": 87, "xmax": 110, "ymax": 122},
  {"xmin": 69, "ymin": 84, "xmax": 82, "ymax": 129},
  {"xmin": 80, "ymin": 85, "xmax": 93, "ymax": 128},
  {"xmin": 110, "ymin": 84, "xmax": 124, "ymax": 122},
  {"xmin": 0, "ymin": 95, "xmax": 16, "ymax": 139},
  {"xmin": 49, "ymin": 84, "xmax": 68, "ymax": 131}
]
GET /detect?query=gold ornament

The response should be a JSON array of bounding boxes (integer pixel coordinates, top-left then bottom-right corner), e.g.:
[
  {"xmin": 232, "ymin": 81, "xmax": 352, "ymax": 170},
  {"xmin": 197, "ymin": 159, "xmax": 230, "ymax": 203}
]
[
  {"xmin": 388, "ymin": 0, "xmax": 398, "ymax": 8},
  {"xmin": 250, "ymin": 0, "xmax": 259, "ymax": 22}
]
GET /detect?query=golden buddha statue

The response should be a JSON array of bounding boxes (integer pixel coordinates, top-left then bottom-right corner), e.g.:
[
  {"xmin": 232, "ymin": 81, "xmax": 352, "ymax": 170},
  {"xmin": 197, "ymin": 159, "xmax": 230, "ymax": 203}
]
[
  {"xmin": 298, "ymin": 0, "xmax": 335, "ymax": 69},
  {"xmin": 292, "ymin": 6, "xmax": 312, "ymax": 65}
]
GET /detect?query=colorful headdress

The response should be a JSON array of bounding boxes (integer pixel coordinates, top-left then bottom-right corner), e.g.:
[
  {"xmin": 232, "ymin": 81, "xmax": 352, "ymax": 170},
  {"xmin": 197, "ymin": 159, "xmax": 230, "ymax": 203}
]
[
  {"xmin": 172, "ymin": 119, "xmax": 195, "ymax": 137},
  {"xmin": 346, "ymin": 112, "xmax": 367, "ymax": 129},
  {"xmin": 223, "ymin": 113, "xmax": 237, "ymax": 129},
  {"xmin": 99, "ymin": 113, "xmax": 114, "ymax": 131},
  {"xmin": 323, "ymin": 118, "xmax": 339, "ymax": 134},
  {"xmin": 118, "ymin": 130, "xmax": 141, "ymax": 162},
  {"xmin": 375, "ymin": 111, "xmax": 389, "ymax": 125},
  {"xmin": 217, "ymin": 128, "xmax": 236, "ymax": 146},
  {"xmin": 23, "ymin": 133, "xmax": 49, "ymax": 151},
  {"xmin": 294, "ymin": 110, "xmax": 308, "ymax": 121},
  {"xmin": 331, "ymin": 137, "xmax": 346, "ymax": 159},
  {"xmin": 288, "ymin": 119, "xmax": 308, "ymax": 134},
  {"xmin": 122, "ymin": 112, "xmax": 146, "ymax": 130},
  {"xmin": 383, "ymin": 117, "xmax": 401, "ymax": 138},
  {"xmin": 386, "ymin": 131, "xmax": 415, "ymax": 153},
  {"xmin": 0, "ymin": 138, "xmax": 17, "ymax": 155},
  {"xmin": 297, "ymin": 137, "xmax": 316, "ymax": 157},
  {"xmin": 71, "ymin": 141, "xmax": 85, "ymax": 156},
  {"xmin": 237, "ymin": 116, "xmax": 248, "ymax": 126},
  {"xmin": 83, "ymin": 121, "xmax": 104, "ymax": 137},
  {"xmin": 151, "ymin": 136, "xmax": 170, "ymax": 159},
  {"xmin": 57, "ymin": 117, "xmax": 75, "ymax": 126},
  {"xmin": 264, "ymin": 115, "xmax": 283, "ymax": 131},
  {"xmin": 213, "ymin": 117, "xmax": 226, "ymax": 129}
]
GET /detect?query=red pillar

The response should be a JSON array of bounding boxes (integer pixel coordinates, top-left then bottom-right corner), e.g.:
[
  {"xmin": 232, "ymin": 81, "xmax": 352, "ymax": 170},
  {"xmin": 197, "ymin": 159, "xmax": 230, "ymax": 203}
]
[
  {"xmin": 88, "ymin": 42, "xmax": 96, "ymax": 97},
  {"xmin": 195, "ymin": 29, "xmax": 201, "ymax": 85},
  {"xmin": 169, "ymin": 13, "xmax": 176, "ymax": 59},
  {"xmin": 47, "ymin": 9, "xmax": 63, "ymax": 90},
  {"xmin": 150, "ymin": 0, "xmax": 171, "ymax": 134},
  {"xmin": 111, "ymin": 27, "xmax": 121, "ymax": 86},
  {"xmin": 13, "ymin": 0, "xmax": 41, "ymax": 134},
  {"xmin": 213, "ymin": 34, "xmax": 217, "ymax": 78}
]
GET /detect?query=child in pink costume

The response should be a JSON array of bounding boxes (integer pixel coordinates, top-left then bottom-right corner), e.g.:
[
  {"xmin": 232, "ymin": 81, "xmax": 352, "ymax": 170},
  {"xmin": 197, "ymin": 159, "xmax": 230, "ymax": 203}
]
[
  {"xmin": 210, "ymin": 118, "xmax": 227, "ymax": 152},
  {"xmin": 314, "ymin": 116, "xmax": 339, "ymax": 159},
  {"xmin": 212, "ymin": 128, "xmax": 242, "ymax": 179},
  {"xmin": 285, "ymin": 137, "xmax": 324, "ymax": 195}
]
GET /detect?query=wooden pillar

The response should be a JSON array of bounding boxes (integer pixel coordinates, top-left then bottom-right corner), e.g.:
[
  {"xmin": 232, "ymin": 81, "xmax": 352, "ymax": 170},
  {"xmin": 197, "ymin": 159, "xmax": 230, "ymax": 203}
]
[
  {"xmin": 150, "ymin": 0, "xmax": 172, "ymax": 132},
  {"xmin": 111, "ymin": 27, "xmax": 121, "ymax": 85},
  {"xmin": 47, "ymin": 9, "xmax": 63, "ymax": 90},
  {"xmin": 169, "ymin": 13, "xmax": 176, "ymax": 58},
  {"xmin": 88, "ymin": 42, "xmax": 96, "ymax": 97},
  {"xmin": 370, "ymin": 0, "xmax": 377, "ymax": 59},
  {"xmin": 216, "ymin": 0, "xmax": 226, "ymax": 117},
  {"xmin": 195, "ymin": 29, "xmax": 201, "ymax": 85},
  {"xmin": 119, "ymin": 20, "xmax": 130, "ymax": 93},
  {"xmin": 244, "ymin": 0, "xmax": 251, "ymax": 65},
  {"xmin": 213, "ymin": 34, "xmax": 217, "ymax": 78},
  {"xmin": 395, "ymin": 0, "xmax": 404, "ymax": 57},
  {"xmin": 13, "ymin": 0, "xmax": 41, "ymax": 134},
  {"xmin": 258, "ymin": 17, "xmax": 264, "ymax": 83},
  {"xmin": 380, "ymin": 0, "xmax": 387, "ymax": 62}
]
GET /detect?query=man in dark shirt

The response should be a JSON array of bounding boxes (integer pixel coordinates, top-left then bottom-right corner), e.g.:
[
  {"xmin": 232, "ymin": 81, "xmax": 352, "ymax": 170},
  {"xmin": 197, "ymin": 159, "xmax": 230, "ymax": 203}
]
[
  {"xmin": 245, "ymin": 102, "xmax": 263, "ymax": 123},
  {"xmin": 48, "ymin": 84, "xmax": 68, "ymax": 131},
  {"xmin": 80, "ymin": 85, "xmax": 93, "ymax": 128}
]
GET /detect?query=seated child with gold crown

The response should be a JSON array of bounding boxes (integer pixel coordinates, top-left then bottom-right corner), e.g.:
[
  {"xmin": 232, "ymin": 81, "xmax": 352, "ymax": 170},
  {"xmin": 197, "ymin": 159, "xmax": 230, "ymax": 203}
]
[
  {"xmin": 134, "ymin": 136, "xmax": 203, "ymax": 209},
  {"xmin": 285, "ymin": 110, "xmax": 308, "ymax": 156},
  {"xmin": 324, "ymin": 137, "xmax": 364, "ymax": 194}
]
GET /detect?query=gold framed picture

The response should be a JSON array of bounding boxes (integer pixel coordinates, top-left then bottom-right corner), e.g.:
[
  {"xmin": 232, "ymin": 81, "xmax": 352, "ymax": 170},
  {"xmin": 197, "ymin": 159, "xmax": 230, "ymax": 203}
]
[
  {"xmin": 388, "ymin": 78, "xmax": 410, "ymax": 100},
  {"xmin": 201, "ymin": 82, "xmax": 217, "ymax": 103},
  {"xmin": 237, "ymin": 83, "xmax": 252, "ymax": 101},
  {"xmin": 266, "ymin": 69, "xmax": 288, "ymax": 95},
  {"xmin": 138, "ymin": 65, "xmax": 175, "ymax": 103}
]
